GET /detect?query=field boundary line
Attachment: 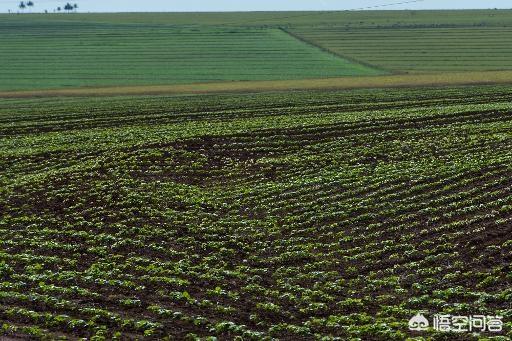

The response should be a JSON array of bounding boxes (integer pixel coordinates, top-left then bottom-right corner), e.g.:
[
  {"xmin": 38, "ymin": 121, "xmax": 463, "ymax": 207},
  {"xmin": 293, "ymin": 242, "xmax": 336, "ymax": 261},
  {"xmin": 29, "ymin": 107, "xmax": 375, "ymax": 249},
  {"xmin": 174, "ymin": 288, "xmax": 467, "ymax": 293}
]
[{"xmin": 279, "ymin": 27, "xmax": 393, "ymax": 74}]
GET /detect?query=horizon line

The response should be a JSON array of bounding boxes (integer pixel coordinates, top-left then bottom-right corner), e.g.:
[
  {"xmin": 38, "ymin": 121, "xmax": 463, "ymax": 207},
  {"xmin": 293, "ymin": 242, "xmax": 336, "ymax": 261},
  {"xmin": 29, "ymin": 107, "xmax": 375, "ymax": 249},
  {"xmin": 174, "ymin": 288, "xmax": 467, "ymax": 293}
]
[{"xmin": 2, "ymin": 8, "xmax": 512, "ymax": 14}]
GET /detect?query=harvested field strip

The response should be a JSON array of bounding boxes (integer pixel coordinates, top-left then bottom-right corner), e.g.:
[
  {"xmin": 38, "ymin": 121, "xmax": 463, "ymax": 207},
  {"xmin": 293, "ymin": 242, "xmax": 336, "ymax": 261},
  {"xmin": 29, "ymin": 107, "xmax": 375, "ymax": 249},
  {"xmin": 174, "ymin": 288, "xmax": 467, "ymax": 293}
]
[{"xmin": 2, "ymin": 70, "xmax": 512, "ymax": 98}]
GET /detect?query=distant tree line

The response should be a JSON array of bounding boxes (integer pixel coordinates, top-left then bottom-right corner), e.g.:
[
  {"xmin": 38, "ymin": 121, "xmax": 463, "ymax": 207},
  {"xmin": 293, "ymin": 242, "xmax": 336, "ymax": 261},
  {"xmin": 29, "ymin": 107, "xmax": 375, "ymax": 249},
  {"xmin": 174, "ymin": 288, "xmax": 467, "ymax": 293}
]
[
  {"xmin": 15, "ymin": 2, "xmax": 78, "ymax": 13},
  {"xmin": 17, "ymin": 1, "xmax": 33, "ymax": 12}
]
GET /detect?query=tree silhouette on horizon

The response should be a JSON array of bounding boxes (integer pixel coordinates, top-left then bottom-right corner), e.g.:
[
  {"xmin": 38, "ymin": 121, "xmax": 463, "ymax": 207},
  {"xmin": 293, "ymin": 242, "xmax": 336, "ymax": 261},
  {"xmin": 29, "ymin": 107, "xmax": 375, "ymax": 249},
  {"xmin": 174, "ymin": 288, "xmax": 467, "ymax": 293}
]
[{"xmin": 64, "ymin": 2, "xmax": 74, "ymax": 13}]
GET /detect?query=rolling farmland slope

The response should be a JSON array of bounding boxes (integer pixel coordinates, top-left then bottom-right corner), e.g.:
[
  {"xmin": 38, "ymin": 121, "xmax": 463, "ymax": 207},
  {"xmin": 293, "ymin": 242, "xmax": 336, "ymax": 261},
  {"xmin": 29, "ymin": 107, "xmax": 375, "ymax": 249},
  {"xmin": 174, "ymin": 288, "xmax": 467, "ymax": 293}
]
[
  {"xmin": 1, "ymin": 86, "xmax": 512, "ymax": 339},
  {"xmin": 2, "ymin": 10, "xmax": 512, "ymax": 91}
]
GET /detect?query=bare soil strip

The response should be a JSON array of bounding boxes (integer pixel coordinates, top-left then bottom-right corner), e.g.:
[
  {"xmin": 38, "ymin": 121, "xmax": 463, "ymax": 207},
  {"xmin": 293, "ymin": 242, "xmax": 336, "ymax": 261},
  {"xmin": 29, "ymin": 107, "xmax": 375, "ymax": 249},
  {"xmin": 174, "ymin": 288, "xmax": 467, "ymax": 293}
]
[{"xmin": 2, "ymin": 71, "xmax": 512, "ymax": 98}]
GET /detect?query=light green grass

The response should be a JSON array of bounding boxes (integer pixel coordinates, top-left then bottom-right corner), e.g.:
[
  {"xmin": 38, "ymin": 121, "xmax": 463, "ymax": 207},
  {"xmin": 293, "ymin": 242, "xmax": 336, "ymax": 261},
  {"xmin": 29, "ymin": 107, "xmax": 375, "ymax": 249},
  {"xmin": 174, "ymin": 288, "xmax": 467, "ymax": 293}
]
[{"xmin": 0, "ymin": 21, "xmax": 383, "ymax": 91}]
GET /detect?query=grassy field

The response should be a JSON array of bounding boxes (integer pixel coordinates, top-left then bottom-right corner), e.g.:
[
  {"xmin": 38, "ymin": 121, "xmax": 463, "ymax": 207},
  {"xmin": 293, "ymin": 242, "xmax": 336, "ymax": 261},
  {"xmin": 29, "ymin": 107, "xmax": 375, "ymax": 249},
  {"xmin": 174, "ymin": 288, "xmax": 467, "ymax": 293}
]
[
  {"xmin": 0, "ymin": 21, "xmax": 383, "ymax": 91},
  {"xmin": 2, "ymin": 10, "xmax": 512, "ymax": 91},
  {"xmin": 1, "ymin": 85, "xmax": 512, "ymax": 339},
  {"xmin": 291, "ymin": 26, "xmax": 512, "ymax": 72}
]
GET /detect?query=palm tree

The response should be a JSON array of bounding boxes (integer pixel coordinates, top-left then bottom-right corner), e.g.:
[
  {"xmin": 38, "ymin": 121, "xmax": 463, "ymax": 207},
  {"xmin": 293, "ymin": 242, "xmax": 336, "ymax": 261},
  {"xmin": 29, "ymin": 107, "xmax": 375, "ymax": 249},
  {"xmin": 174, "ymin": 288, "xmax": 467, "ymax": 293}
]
[
  {"xmin": 73, "ymin": 3, "xmax": 78, "ymax": 12},
  {"xmin": 64, "ymin": 2, "xmax": 73, "ymax": 13},
  {"xmin": 19, "ymin": 1, "xmax": 26, "ymax": 12},
  {"xmin": 56, "ymin": 6, "xmax": 61, "ymax": 12},
  {"xmin": 26, "ymin": 1, "xmax": 34, "ymax": 12}
]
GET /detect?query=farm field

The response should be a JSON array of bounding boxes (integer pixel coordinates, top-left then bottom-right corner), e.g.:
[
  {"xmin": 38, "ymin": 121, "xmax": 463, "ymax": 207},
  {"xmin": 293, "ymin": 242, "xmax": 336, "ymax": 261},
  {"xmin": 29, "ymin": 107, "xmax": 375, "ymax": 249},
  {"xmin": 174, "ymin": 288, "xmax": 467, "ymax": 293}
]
[
  {"xmin": 1, "ymin": 85, "xmax": 512, "ymax": 339},
  {"xmin": 2, "ymin": 10, "xmax": 512, "ymax": 91},
  {"xmin": 290, "ymin": 26, "xmax": 512, "ymax": 72},
  {"xmin": 0, "ymin": 22, "xmax": 383, "ymax": 91}
]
